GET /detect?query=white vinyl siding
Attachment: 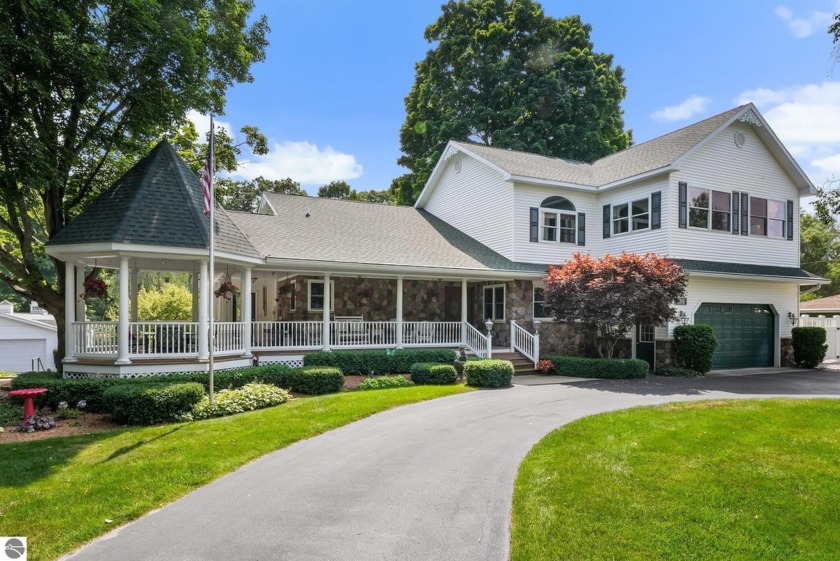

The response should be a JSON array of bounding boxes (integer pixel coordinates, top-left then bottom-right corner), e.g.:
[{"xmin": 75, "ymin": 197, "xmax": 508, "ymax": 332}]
[
  {"xmin": 423, "ymin": 154, "xmax": 515, "ymax": 259},
  {"xmin": 513, "ymin": 184, "xmax": 597, "ymax": 263},
  {"xmin": 0, "ymin": 315, "xmax": 57, "ymax": 372},
  {"xmin": 670, "ymin": 122, "xmax": 800, "ymax": 266}
]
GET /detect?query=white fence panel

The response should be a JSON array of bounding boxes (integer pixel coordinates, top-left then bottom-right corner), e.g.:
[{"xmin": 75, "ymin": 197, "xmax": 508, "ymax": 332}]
[{"xmin": 799, "ymin": 315, "xmax": 840, "ymax": 359}]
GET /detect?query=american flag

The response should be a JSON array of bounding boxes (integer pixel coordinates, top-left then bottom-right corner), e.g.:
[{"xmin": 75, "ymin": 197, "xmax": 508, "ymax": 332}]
[{"xmin": 200, "ymin": 116, "xmax": 215, "ymax": 216}]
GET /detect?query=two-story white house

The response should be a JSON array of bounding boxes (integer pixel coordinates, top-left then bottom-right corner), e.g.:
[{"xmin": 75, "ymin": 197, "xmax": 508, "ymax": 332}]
[{"xmin": 46, "ymin": 103, "xmax": 822, "ymax": 377}]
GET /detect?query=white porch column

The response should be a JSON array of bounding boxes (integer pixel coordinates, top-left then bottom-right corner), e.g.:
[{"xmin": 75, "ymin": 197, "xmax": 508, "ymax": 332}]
[
  {"xmin": 130, "ymin": 267, "xmax": 139, "ymax": 321},
  {"xmin": 198, "ymin": 259, "xmax": 209, "ymax": 361},
  {"xmin": 115, "ymin": 256, "xmax": 131, "ymax": 365},
  {"xmin": 242, "ymin": 267, "xmax": 252, "ymax": 357},
  {"xmin": 74, "ymin": 265, "xmax": 85, "ymax": 322},
  {"xmin": 461, "ymin": 278, "xmax": 468, "ymax": 344},
  {"xmin": 396, "ymin": 276, "xmax": 404, "ymax": 348},
  {"xmin": 64, "ymin": 261, "xmax": 77, "ymax": 362},
  {"xmin": 322, "ymin": 273, "xmax": 331, "ymax": 350}
]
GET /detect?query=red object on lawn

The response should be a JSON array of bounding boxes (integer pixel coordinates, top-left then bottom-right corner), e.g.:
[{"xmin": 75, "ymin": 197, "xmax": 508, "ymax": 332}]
[{"xmin": 8, "ymin": 388, "xmax": 48, "ymax": 422}]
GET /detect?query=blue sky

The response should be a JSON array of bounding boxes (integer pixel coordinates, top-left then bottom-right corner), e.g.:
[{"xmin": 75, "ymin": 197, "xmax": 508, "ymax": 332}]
[{"xmin": 192, "ymin": 0, "xmax": 840, "ymax": 197}]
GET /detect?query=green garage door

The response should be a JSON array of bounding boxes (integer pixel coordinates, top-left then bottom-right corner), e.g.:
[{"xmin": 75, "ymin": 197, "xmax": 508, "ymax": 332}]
[{"xmin": 694, "ymin": 303, "xmax": 775, "ymax": 369}]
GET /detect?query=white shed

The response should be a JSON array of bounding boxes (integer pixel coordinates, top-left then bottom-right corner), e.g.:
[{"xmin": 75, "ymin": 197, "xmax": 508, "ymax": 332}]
[{"xmin": 0, "ymin": 300, "xmax": 58, "ymax": 372}]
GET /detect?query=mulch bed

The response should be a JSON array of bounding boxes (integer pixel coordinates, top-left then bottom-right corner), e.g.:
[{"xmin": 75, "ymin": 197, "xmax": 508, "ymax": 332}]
[{"xmin": 0, "ymin": 375, "xmax": 403, "ymax": 443}]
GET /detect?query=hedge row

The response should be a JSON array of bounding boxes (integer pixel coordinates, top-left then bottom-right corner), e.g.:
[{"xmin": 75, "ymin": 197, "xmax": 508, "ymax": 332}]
[
  {"xmin": 410, "ymin": 363, "xmax": 457, "ymax": 385},
  {"xmin": 304, "ymin": 348, "xmax": 456, "ymax": 374},
  {"xmin": 9, "ymin": 363, "xmax": 343, "ymax": 411},
  {"xmin": 543, "ymin": 356, "xmax": 649, "ymax": 379},
  {"xmin": 357, "ymin": 375, "xmax": 414, "ymax": 391},
  {"xmin": 103, "ymin": 383, "xmax": 205, "ymax": 425},
  {"xmin": 792, "ymin": 326, "xmax": 827, "ymax": 368},
  {"xmin": 464, "ymin": 359, "xmax": 513, "ymax": 388}
]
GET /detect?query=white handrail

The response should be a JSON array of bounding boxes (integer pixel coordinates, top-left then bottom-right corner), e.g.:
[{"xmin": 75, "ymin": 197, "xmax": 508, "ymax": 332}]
[
  {"xmin": 129, "ymin": 321, "xmax": 198, "ymax": 357},
  {"xmin": 251, "ymin": 321, "xmax": 323, "ymax": 349},
  {"xmin": 464, "ymin": 321, "xmax": 491, "ymax": 358},
  {"xmin": 511, "ymin": 320, "xmax": 540, "ymax": 366},
  {"xmin": 214, "ymin": 322, "xmax": 245, "ymax": 355},
  {"xmin": 72, "ymin": 321, "xmax": 118, "ymax": 356},
  {"xmin": 402, "ymin": 321, "xmax": 462, "ymax": 347}
]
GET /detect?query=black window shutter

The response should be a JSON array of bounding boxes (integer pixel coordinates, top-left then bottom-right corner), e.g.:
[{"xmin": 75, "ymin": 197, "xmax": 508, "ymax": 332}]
[
  {"xmin": 529, "ymin": 207, "xmax": 539, "ymax": 242},
  {"xmin": 740, "ymin": 193, "xmax": 749, "ymax": 236},
  {"xmin": 786, "ymin": 200, "xmax": 794, "ymax": 240},
  {"xmin": 678, "ymin": 182, "xmax": 687, "ymax": 228},
  {"xmin": 602, "ymin": 205, "xmax": 611, "ymax": 238},
  {"xmin": 732, "ymin": 191, "xmax": 740, "ymax": 235},
  {"xmin": 651, "ymin": 191, "xmax": 661, "ymax": 230},
  {"xmin": 577, "ymin": 212, "xmax": 585, "ymax": 246}
]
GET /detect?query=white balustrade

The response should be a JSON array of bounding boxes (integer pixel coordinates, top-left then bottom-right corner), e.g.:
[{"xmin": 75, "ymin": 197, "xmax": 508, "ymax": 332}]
[
  {"xmin": 127, "ymin": 322, "xmax": 198, "ymax": 356},
  {"xmin": 251, "ymin": 321, "xmax": 324, "ymax": 349},
  {"xmin": 401, "ymin": 321, "xmax": 462, "ymax": 347},
  {"xmin": 72, "ymin": 321, "xmax": 118, "ymax": 356},
  {"xmin": 464, "ymin": 321, "xmax": 491, "ymax": 358},
  {"xmin": 331, "ymin": 321, "xmax": 398, "ymax": 348},
  {"xmin": 511, "ymin": 320, "xmax": 539, "ymax": 365},
  {"xmin": 214, "ymin": 322, "xmax": 245, "ymax": 355}
]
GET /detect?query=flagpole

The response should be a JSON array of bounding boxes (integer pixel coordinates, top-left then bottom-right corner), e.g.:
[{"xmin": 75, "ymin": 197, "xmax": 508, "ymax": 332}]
[{"xmin": 208, "ymin": 115, "xmax": 216, "ymax": 405}]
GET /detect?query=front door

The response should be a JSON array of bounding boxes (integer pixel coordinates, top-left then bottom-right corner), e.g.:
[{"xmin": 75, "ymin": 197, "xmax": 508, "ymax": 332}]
[{"xmin": 635, "ymin": 324, "xmax": 655, "ymax": 371}]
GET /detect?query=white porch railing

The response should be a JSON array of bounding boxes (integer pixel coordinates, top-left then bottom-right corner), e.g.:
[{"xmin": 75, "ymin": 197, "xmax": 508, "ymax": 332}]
[
  {"xmin": 129, "ymin": 321, "xmax": 198, "ymax": 357},
  {"xmin": 331, "ymin": 321, "xmax": 399, "ymax": 348},
  {"xmin": 252, "ymin": 321, "xmax": 323, "ymax": 350},
  {"xmin": 401, "ymin": 321, "xmax": 462, "ymax": 347},
  {"xmin": 214, "ymin": 322, "xmax": 245, "ymax": 355},
  {"xmin": 72, "ymin": 321, "xmax": 118, "ymax": 356},
  {"xmin": 464, "ymin": 321, "xmax": 492, "ymax": 358},
  {"xmin": 511, "ymin": 320, "xmax": 539, "ymax": 366}
]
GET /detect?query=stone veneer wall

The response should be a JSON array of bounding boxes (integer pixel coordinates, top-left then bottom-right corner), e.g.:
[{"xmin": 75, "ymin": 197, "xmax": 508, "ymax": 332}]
[{"xmin": 780, "ymin": 337, "xmax": 794, "ymax": 367}]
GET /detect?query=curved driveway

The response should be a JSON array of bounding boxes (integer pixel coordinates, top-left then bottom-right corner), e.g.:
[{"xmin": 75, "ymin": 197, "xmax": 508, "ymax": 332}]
[{"xmin": 64, "ymin": 369, "xmax": 840, "ymax": 561}]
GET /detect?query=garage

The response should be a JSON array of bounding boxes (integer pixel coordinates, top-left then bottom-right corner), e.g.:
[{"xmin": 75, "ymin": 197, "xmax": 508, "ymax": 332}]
[{"xmin": 694, "ymin": 303, "xmax": 775, "ymax": 369}]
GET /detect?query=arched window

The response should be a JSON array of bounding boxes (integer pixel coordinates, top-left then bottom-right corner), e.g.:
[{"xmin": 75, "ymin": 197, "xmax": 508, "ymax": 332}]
[{"xmin": 539, "ymin": 197, "xmax": 576, "ymax": 244}]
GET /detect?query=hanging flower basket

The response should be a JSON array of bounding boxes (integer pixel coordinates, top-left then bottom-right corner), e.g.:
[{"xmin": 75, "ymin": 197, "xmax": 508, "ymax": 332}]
[
  {"xmin": 278, "ymin": 283, "xmax": 295, "ymax": 299},
  {"xmin": 357, "ymin": 287, "xmax": 373, "ymax": 304},
  {"xmin": 214, "ymin": 280, "xmax": 239, "ymax": 299},
  {"xmin": 82, "ymin": 277, "xmax": 107, "ymax": 300}
]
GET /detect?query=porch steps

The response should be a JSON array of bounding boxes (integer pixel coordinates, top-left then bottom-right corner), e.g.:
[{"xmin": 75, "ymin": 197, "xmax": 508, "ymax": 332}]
[{"xmin": 490, "ymin": 351, "xmax": 538, "ymax": 376}]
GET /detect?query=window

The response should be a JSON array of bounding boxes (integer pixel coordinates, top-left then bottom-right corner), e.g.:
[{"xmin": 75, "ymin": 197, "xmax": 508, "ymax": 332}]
[
  {"xmin": 483, "ymin": 285, "xmax": 505, "ymax": 321},
  {"xmin": 307, "ymin": 280, "xmax": 335, "ymax": 312},
  {"xmin": 689, "ymin": 187, "xmax": 731, "ymax": 231},
  {"xmin": 533, "ymin": 284, "xmax": 551, "ymax": 319},
  {"xmin": 539, "ymin": 197, "xmax": 576, "ymax": 244},
  {"xmin": 611, "ymin": 197, "xmax": 649, "ymax": 235},
  {"xmin": 750, "ymin": 197, "xmax": 785, "ymax": 238}
]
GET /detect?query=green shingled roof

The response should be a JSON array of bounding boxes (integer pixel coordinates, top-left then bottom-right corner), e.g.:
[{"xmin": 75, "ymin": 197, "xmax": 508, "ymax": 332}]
[
  {"xmin": 47, "ymin": 141, "xmax": 259, "ymax": 258},
  {"xmin": 671, "ymin": 259, "xmax": 820, "ymax": 280}
]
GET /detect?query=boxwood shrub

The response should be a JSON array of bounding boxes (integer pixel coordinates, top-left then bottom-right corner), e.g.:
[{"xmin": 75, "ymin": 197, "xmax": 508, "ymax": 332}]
[
  {"xmin": 287, "ymin": 367, "xmax": 344, "ymax": 395},
  {"xmin": 304, "ymin": 348, "xmax": 456, "ymax": 374},
  {"xmin": 673, "ymin": 324, "xmax": 718, "ymax": 373},
  {"xmin": 543, "ymin": 356, "xmax": 649, "ymax": 379},
  {"xmin": 464, "ymin": 359, "xmax": 513, "ymax": 388},
  {"xmin": 10, "ymin": 375, "xmax": 122, "ymax": 412},
  {"xmin": 792, "ymin": 326, "xmax": 828, "ymax": 368},
  {"xmin": 102, "ymin": 382, "xmax": 205, "ymax": 425},
  {"xmin": 410, "ymin": 362, "xmax": 458, "ymax": 385},
  {"xmin": 357, "ymin": 375, "xmax": 413, "ymax": 391}
]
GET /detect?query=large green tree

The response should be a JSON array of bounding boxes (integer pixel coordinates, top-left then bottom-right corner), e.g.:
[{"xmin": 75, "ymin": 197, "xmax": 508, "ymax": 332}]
[
  {"xmin": 800, "ymin": 212, "xmax": 840, "ymax": 299},
  {"xmin": 0, "ymin": 1, "xmax": 268, "ymax": 360},
  {"xmin": 395, "ymin": 0, "xmax": 631, "ymax": 205},
  {"xmin": 317, "ymin": 180, "xmax": 393, "ymax": 204}
]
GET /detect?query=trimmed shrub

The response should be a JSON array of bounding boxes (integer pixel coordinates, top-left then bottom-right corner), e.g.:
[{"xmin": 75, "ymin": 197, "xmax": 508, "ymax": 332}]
[
  {"xmin": 102, "ymin": 382, "xmax": 205, "ymax": 425},
  {"xmin": 410, "ymin": 362, "xmax": 458, "ymax": 385},
  {"xmin": 358, "ymin": 375, "xmax": 413, "ymax": 391},
  {"xmin": 792, "ymin": 326, "xmax": 828, "ymax": 368},
  {"xmin": 0, "ymin": 402, "xmax": 22, "ymax": 425},
  {"xmin": 10, "ymin": 375, "xmax": 122, "ymax": 412},
  {"xmin": 465, "ymin": 359, "xmax": 514, "ymax": 388},
  {"xmin": 655, "ymin": 366, "xmax": 703, "ymax": 378},
  {"xmin": 187, "ymin": 383, "xmax": 290, "ymax": 420},
  {"xmin": 543, "ymin": 356, "xmax": 648, "ymax": 379},
  {"xmin": 286, "ymin": 367, "xmax": 344, "ymax": 395},
  {"xmin": 673, "ymin": 324, "xmax": 718, "ymax": 373},
  {"xmin": 304, "ymin": 348, "xmax": 457, "ymax": 374}
]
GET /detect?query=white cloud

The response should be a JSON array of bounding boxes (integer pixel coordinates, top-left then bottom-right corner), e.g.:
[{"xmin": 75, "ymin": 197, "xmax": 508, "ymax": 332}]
[
  {"xmin": 651, "ymin": 95, "xmax": 712, "ymax": 122},
  {"xmin": 734, "ymin": 81, "xmax": 840, "ymax": 186},
  {"xmin": 774, "ymin": 4, "xmax": 835, "ymax": 38},
  {"xmin": 186, "ymin": 110, "xmax": 233, "ymax": 140},
  {"xmin": 235, "ymin": 141, "xmax": 363, "ymax": 185}
]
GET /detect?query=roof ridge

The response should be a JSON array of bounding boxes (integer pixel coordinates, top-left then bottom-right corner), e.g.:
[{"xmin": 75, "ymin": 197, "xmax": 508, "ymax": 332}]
[
  {"xmin": 454, "ymin": 140, "xmax": 593, "ymax": 167},
  {"xmin": 264, "ymin": 192, "xmax": 407, "ymax": 209},
  {"xmin": 158, "ymin": 141, "xmax": 211, "ymax": 248}
]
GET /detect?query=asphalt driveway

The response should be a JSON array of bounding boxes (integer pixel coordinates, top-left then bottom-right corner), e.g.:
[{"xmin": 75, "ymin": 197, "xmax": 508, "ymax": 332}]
[{"xmin": 63, "ymin": 369, "xmax": 840, "ymax": 561}]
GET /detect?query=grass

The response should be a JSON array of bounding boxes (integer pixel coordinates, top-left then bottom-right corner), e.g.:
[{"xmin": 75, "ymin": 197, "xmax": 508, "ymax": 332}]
[
  {"xmin": 0, "ymin": 384, "xmax": 470, "ymax": 561},
  {"xmin": 512, "ymin": 399, "xmax": 840, "ymax": 561}
]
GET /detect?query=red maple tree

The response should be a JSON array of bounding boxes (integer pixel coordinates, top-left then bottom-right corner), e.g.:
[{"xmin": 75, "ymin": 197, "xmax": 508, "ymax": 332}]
[{"xmin": 543, "ymin": 252, "xmax": 687, "ymax": 358}]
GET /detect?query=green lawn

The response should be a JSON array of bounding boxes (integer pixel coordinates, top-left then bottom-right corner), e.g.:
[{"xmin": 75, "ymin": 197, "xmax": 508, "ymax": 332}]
[
  {"xmin": 0, "ymin": 384, "xmax": 470, "ymax": 561},
  {"xmin": 512, "ymin": 399, "xmax": 840, "ymax": 561}
]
